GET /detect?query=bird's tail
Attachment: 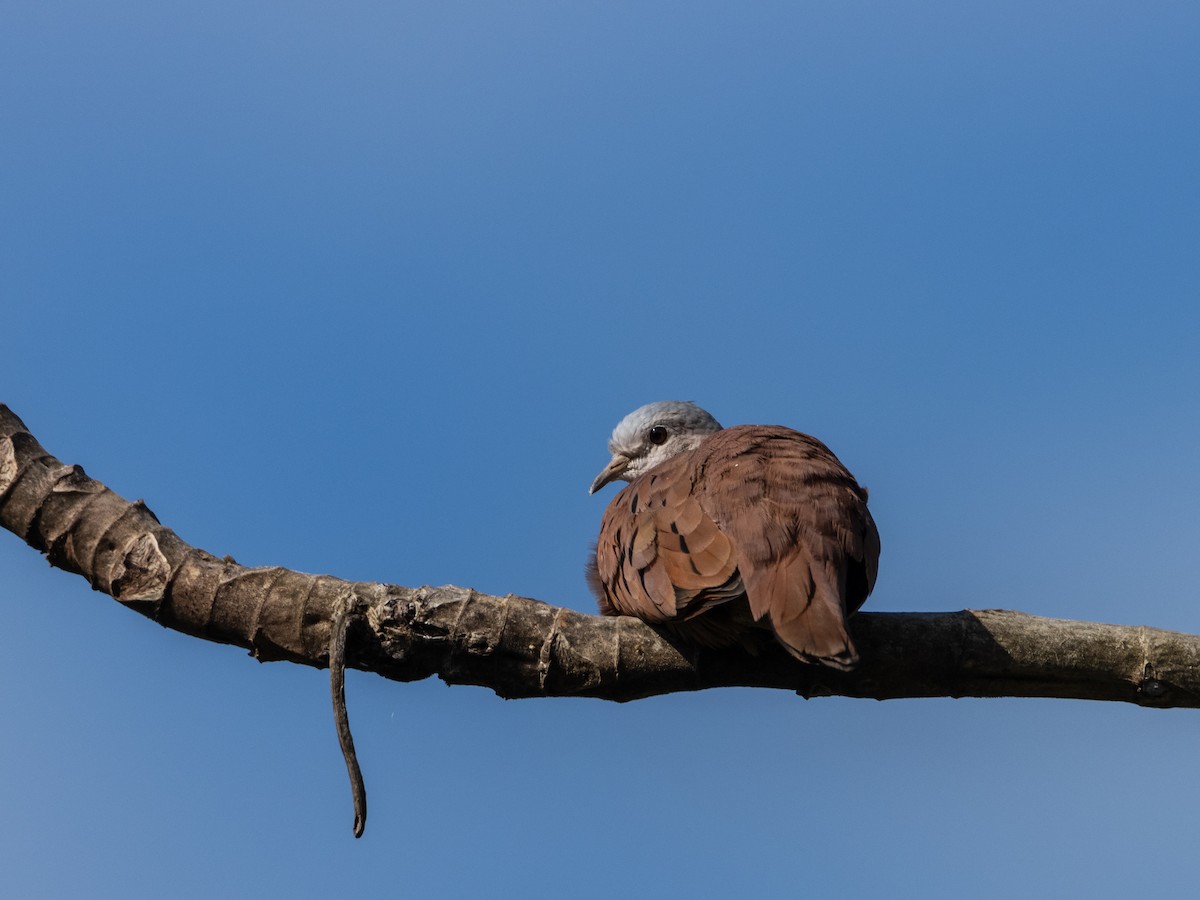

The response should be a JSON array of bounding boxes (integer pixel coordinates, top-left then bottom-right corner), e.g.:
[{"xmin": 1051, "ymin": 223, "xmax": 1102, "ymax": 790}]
[{"xmin": 746, "ymin": 558, "xmax": 858, "ymax": 670}]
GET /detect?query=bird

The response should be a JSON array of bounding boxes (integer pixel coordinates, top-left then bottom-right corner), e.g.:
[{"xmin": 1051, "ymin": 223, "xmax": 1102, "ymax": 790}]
[{"xmin": 587, "ymin": 401, "xmax": 880, "ymax": 670}]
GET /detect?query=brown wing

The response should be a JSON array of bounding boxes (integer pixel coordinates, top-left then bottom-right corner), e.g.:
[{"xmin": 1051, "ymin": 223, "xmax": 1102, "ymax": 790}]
[
  {"xmin": 590, "ymin": 452, "xmax": 744, "ymax": 626},
  {"xmin": 693, "ymin": 425, "xmax": 880, "ymax": 669}
]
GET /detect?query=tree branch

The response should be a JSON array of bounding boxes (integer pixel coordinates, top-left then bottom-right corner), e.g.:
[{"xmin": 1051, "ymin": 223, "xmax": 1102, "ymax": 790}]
[{"xmin": 3, "ymin": 402, "xmax": 1199, "ymax": 710}]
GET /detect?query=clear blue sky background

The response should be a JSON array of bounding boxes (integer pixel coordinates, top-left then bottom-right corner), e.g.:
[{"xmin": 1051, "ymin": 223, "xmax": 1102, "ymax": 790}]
[{"xmin": 3, "ymin": 2, "xmax": 1199, "ymax": 896}]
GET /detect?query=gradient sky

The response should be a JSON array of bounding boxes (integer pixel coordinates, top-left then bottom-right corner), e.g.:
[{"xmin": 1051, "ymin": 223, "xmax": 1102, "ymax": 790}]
[{"xmin": 3, "ymin": 2, "xmax": 1200, "ymax": 897}]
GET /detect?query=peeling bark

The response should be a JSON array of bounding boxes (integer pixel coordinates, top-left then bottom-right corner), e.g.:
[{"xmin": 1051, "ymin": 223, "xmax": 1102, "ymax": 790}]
[{"xmin": 2, "ymin": 403, "xmax": 1199, "ymax": 710}]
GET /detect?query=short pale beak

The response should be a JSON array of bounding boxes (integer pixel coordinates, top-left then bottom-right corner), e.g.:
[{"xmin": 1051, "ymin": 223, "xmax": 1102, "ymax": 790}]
[{"xmin": 589, "ymin": 454, "xmax": 630, "ymax": 495}]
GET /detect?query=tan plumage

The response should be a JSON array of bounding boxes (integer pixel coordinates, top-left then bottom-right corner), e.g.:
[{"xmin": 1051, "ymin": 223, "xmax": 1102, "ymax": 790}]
[{"xmin": 588, "ymin": 403, "xmax": 880, "ymax": 670}]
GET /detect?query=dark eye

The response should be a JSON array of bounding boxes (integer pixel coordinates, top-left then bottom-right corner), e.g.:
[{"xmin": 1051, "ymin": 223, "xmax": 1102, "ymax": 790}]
[{"xmin": 648, "ymin": 425, "xmax": 669, "ymax": 445}]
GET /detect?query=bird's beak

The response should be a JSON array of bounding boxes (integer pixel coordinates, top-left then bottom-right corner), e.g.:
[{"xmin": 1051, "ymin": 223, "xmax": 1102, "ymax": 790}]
[{"xmin": 589, "ymin": 454, "xmax": 630, "ymax": 495}]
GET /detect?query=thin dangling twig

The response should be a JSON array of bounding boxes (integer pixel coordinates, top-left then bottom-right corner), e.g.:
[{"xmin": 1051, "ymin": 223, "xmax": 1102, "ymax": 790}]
[{"xmin": 330, "ymin": 593, "xmax": 367, "ymax": 838}]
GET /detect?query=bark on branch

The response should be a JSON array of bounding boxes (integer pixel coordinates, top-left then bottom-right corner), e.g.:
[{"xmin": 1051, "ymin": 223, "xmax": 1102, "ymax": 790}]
[{"xmin": 3, "ymin": 402, "xmax": 1199, "ymax": 710}]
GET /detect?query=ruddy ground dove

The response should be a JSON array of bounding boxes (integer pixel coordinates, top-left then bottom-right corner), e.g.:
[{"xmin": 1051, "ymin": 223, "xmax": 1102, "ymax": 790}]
[{"xmin": 588, "ymin": 401, "xmax": 880, "ymax": 670}]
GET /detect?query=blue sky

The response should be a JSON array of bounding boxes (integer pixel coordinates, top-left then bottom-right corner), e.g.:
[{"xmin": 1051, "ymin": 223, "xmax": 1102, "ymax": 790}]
[{"xmin": 3, "ymin": 2, "xmax": 1199, "ymax": 896}]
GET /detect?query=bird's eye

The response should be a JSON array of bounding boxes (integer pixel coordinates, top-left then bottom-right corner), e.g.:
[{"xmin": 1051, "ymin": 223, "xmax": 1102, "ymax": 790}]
[{"xmin": 648, "ymin": 425, "xmax": 669, "ymax": 445}]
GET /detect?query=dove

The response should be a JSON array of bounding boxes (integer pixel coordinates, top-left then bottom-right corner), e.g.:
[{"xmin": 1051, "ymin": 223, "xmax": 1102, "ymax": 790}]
[{"xmin": 588, "ymin": 401, "xmax": 879, "ymax": 670}]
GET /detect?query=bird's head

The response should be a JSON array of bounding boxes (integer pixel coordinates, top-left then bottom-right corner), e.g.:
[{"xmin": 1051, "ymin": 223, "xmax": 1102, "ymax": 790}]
[{"xmin": 589, "ymin": 401, "xmax": 723, "ymax": 494}]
